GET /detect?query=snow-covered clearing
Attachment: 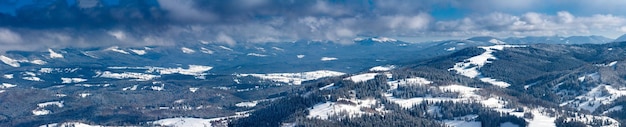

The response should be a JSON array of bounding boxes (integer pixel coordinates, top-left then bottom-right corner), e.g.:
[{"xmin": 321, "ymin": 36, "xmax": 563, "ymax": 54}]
[
  {"xmin": 1, "ymin": 83, "xmax": 17, "ymax": 89},
  {"xmin": 345, "ymin": 73, "xmax": 380, "ymax": 83},
  {"xmin": 182, "ymin": 47, "xmax": 196, "ymax": 54},
  {"xmin": 319, "ymin": 83, "xmax": 336, "ymax": 90},
  {"xmin": 150, "ymin": 111, "xmax": 250, "ymax": 127},
  {"xmin": 369, "ymin": 65, "xmax": 396, "ymax": 72},
  {"xmin": 595, "ymin": 61, "xmax": 618, "ymax": 67},
  {"xmin": 237, "ymin": 70, "xmax": 345, "ymax": 85},
  {"xmin": 95, "ymin": 71, "xmax": 160, "ymax": 81},
  {"xmin": 39, "ymin": 122, "xmax": 103, "ymax": 127},
  {"xmin": 387, "ymin": 77, "xmax": 432, "ymax": 90},
  {"xmin": 321, "ymin": 57, "xmax": 338, "ymax": 61},
  {"xmin": 247, "ymin": 53, "xmax": 268, "ymax": 57},
  {"xmin": 32, "ymin": 101, "xmax": 64, "ymax": 116},
  {"xmin": 61, "ymin": 78, "xmax": 87, "ymax": 84},
  {"xmin": 108, "ymin": 65, "xmax": 213, "ymax": 78},
  {"xmin": 23, "ymin": 77, "xmax": 43, "ymax": 82},
  {"xmin": 307, "ymin": 98, "xmax": 385, "ymax": 120},
  {"xmin": 3, "ymin": 74, "xmax": 13, "ymax": 79}
]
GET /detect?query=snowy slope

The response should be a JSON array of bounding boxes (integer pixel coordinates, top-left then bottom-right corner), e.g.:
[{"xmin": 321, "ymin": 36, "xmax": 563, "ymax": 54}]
[
  {"xmin": 560, "ymin": 85, "xmax": 626, "ymax": 112},
  {"xmin": 48, "ymin": 49, "xmax": 64, "ymax": 58},
  {"xmin": 448, "ymin": 45, "xmax": 526, "ymax": 87}
]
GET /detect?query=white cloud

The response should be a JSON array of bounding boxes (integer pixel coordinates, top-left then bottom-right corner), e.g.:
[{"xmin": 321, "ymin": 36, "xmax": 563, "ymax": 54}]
[
  {"xmin": 620, "ymin": 26, "xmax": 626, "ymax": 32},
  {"xmin": 433, "ymin": 11, "xmax": 626, "ymax": 37},
  {"xmin": 216, "ymin": 33, "xmax": 236, "ymax": 46},
  {"xmin": 385, "ymin": 13, "xmax": 431, "ymax": 30}
]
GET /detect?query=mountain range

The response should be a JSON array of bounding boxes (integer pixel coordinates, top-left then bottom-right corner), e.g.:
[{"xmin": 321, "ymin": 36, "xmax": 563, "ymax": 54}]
[{"xmin": 1, "ymin": 34, "xmax": 626, "ymax": 126}]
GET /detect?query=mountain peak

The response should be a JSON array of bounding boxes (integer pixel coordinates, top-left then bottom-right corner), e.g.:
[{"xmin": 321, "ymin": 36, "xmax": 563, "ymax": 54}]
[
  {"xmin": 466, "ymin": 36, "xmax": 506, "ymax": 44},
  {"xmin": 615, "ymin": 34, "xmax": 626, "ymax": 42},
  {"xmin": 354, "ymin": 37, "xmax": 398, "ymax": 43}
]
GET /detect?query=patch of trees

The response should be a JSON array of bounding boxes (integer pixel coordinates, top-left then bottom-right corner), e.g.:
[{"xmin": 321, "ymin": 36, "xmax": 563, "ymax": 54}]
[
  {"xmin": 391, "ymin": 85, "xmax": 460, "ymax": 99},
  {"xmin": 298, "ymin": 113, "xmax": 446, "ymax": 127},
  {"xmin": 476, "ymin": 110, "xmax": 527, "ymax": 127},
  {"xmin": 229, "ymin": 95, "xmax": 323, "ymax": 127}
]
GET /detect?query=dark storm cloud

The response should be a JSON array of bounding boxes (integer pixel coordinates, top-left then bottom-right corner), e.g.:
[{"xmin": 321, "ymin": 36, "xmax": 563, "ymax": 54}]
[{"xmin": 1, "ymin": 0, "xmax": 626, "ymax": 52}]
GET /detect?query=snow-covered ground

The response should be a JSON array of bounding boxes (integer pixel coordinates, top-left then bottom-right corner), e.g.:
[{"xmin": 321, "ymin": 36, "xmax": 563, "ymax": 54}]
[
  {"xmin": 0, "ymin": 55, "xmax": 20, "ymax": 67},
  {"xmin": 354, "ymin": 37, "xmax": 398, "ymax": 43},
  {"xmin": 235, "ymin": 101, "xmax": 260, "ymax": 108},
  {"xmin": 321, "ymin": 57, "xmax": 338, "ymax": 61},
  {"xmin": 150, "ymin": 111, "xmax": 250, "ymax": 127},
  {"xmin": 181, "ymin": 47, "xmax": 196, "ymax": 54},
  {"xmin": 444, "ymin": 120, "xmax": 481, "ymax": 127},
  {"xmin": 247, "ymin": 53, "xmax": 268, "ymax": 57},
  {"xmin": 3, "ymin": 74, "xmax": 13, "ymax": 79},
  {"xmin": 61, "ymin": 78, "xmax": 87, "ymax": 84},
  {"xmin": 105, "ymin": 46, "xmax": 130, "ymax": 54},
  {"xmin": 79, "ymin": 93, "xmax": 91, "ymax": 98},
  {"xmin": 319, "ymin": 83, "xmax": 336, "ymax": 90},
  {"xmin": 595, "ymin": 61, "xmax": 618, "ymax": 67},
  {"xmin": 48, "ymin": 49, "xmax": 64, "ymax": 58},
  {"xmin": 387, "ymin": 77, "xmax": 432, "ymax": 90},
  {"xmin": 0, "ymin": 55, "xmax": 49, "ymax": 67},
  {"xmin": 40, "ymin": 111, "xmax": 249, "ymax": 127},
  {"xmin": 237, "ymin": 70, "xmax": 345, "ymax": 85},
  {"xmin": 448, "ymin": 45, "xmax": 525, "ymax": 87},
  {"xmin": 122, "ymin": 85, "xmax": 138, "ymax": 91},
  {"xmin": 307, "ymin": 98, "xmax": 385, "ymax": 120},
  {"xmin": 154, "ymin": 65, "xmax": 213, "ymax": 77},
  {"xmin": 189, "ymin": 87, "xmax": 199, "ymax": 93},
  {"xmin": 383, "ymin": 75, "xmax": 620, "ymax": 127},
  {"xmin": 1, "ymin": 83, "xmax": 16, "ymax": 89},
  {"xmin": 488, "ymin": 39, "xmax": 506, "ymax": 44},
  {"xmin": 95, "ymin": 71, "xmax": 160, "ymax": 81},
  {"xmin": 578, "ymin": 72, "xmax": 600, "ymax": 82},
  {"xmin": 39, "ymin": 122, "xmax": 103, "ymax": 127},
  {"xmin": 371, "ymin": 37, "xmax": 398, "ymax": 42},
  {"xmin": 446, "ymin": 47, "xmax": 457, "ymax": 51},
  {"xmin": 369, "ymin": 65, "xmax": 396, "ymax": 72},
  {"xmin": 108, "ymin": 65, "xmax": 213, "ymax": 78},
  {"xmin": 385, "ymin": 84, "xmax": 480, "ymax": 108},
  {"xmin": 130, "ymin": 49, "xmax": 147, "ymax": 55},
  {"xmin": 23, "ymin": 76, "xmax": 43, "ymax": 82},
  {"xmin": 32, "ymin": 101, "xmax": 64, "ymax": 116},
  {"xmin": 479, "ymin": 78, "xmax": 511, "ymax": 88},
  {"xmin": 297, "ymin": 55, "xmax": 305, "ymax": 58},
  {"xmin": 345, "ymin": 73, "xmax": 380, "ymax": 83},
  {"xmin": 561, "ymin": 85, "xmax": 626, "ymax": 112},
  {"xmin": 30, "ymin": 59, "xmax": 47, "ymax": 65}
]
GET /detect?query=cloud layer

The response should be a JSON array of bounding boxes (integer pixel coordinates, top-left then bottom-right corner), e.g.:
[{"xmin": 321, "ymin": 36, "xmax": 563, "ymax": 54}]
[{"xmin": 1, "ymin": 0, "xmax": 626, "ymax": 52}]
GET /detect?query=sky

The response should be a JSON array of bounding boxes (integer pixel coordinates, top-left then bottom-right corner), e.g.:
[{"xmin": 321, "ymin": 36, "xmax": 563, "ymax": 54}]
[{"xmin": 1, "ymin": 0, "xmax": 626, "ymax": 51}]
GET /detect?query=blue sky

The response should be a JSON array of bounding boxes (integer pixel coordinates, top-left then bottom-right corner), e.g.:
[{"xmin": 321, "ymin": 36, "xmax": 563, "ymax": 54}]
[{"xmin": 1, "ymin": 0, "xmax": 626, "ymax": 51}]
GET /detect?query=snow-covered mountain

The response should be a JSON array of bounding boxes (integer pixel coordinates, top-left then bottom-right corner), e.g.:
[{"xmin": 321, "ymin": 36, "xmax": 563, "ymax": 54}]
[
  {"xmin": 614, "ymin": 34, "xmax": 626, "ymax": 42},
  {"xmin": 4, "ymin": 37, "xmax": 626, "ymax": 127},
  {"xmin": 504, "ymin": 35, "xmax": 613, "ymax": 44}
]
